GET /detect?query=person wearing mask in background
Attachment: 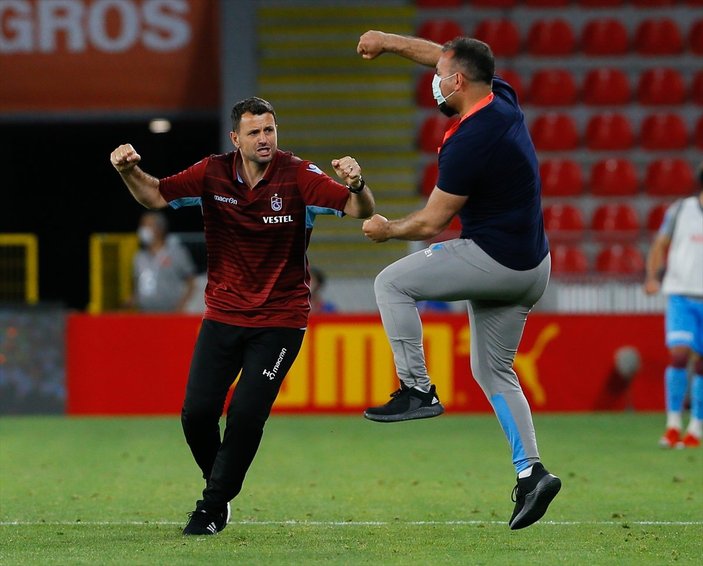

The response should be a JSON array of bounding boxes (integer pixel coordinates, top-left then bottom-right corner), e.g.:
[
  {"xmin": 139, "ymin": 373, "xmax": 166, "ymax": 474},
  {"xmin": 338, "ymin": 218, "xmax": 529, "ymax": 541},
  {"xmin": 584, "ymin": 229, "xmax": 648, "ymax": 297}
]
[
  {"xmin": 110, "ymin": 96, "xmax": 375, "ymax": 536},
  {"xmin": 127, "ymin": 210, "xmax": 197, "ymax": 313},
  {"xmin": 644, "ymin": 163, "xmax": 703, "ymax": 449}
]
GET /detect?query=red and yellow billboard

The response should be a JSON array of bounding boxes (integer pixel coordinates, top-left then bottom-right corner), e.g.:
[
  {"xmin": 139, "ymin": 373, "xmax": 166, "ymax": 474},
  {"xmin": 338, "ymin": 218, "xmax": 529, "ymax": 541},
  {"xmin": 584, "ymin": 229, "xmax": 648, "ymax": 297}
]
[
  {"xmin": 0, "ymin": 0, "xmax": 219, "ymax": 112},
  {"xmin": 66, "ymin": 313, "xmax": 668, "ymax": 415}
]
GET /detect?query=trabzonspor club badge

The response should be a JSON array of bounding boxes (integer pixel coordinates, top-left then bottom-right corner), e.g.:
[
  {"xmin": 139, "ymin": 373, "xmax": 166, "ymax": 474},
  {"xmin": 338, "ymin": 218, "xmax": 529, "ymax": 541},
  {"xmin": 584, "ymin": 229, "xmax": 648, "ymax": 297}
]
[{"xmin": 271, "ymin": 194, "xmax": 282, "ymax": 211}]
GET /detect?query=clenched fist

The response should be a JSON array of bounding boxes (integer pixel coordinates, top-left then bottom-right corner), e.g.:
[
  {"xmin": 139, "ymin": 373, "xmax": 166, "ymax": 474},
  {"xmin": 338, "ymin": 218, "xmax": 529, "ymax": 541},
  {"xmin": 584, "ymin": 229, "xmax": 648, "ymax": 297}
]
[
  {"xmin": 110, "ymin": 144, "xmax": 141, "ymax": 172},
  {"xmin": 362, "ymin": 214, "xmax": 390, "ymax": 243},
  {"xmin": 357, "ymin": 30, "xmax": 387, "ymax": 60}
]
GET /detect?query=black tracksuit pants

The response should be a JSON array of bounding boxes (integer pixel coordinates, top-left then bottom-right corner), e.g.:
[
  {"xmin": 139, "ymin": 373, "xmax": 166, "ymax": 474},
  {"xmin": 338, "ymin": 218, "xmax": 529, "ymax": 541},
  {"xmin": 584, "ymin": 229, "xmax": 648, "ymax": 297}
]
[{"xmin": 180, "ymin": 319, "xmax": 305, "ymax": 512}]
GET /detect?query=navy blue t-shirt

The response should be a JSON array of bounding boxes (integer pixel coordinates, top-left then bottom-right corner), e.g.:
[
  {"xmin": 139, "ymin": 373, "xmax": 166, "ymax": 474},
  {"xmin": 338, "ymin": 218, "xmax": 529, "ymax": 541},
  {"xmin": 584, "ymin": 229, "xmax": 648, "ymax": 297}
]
[{"xmin": 436, "ymin": 75, "xmax": 549, "ymax": 271}]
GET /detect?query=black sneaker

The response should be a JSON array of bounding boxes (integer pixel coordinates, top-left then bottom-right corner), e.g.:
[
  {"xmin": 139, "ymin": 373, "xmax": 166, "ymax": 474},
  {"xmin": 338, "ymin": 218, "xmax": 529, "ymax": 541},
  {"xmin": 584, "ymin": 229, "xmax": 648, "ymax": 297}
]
[
  {"xmin": 182, "ymin": 503, "xmax": 231, "ymax": 536},
  {"xmin": 509, "ymin": 463, "xmax": 561, "ymax": 530},
  {"xmin": 364, "ymin": 383, "xmax": 444, "ymax": 423}
]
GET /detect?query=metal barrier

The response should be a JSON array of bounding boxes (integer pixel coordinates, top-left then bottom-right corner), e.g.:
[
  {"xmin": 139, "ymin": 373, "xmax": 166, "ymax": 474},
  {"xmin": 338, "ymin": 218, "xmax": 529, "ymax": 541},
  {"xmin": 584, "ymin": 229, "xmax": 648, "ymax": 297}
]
[
  {"xmin": 0, "ymin": 234, "xmax": 39, "ymax": 304},
  {"xmin": 88, "ymin": 233, "xmax": 138, "ymax": 314},
  {"xmin": 88, "ymin": 232, "xmax": 205, "ymax": 314}
]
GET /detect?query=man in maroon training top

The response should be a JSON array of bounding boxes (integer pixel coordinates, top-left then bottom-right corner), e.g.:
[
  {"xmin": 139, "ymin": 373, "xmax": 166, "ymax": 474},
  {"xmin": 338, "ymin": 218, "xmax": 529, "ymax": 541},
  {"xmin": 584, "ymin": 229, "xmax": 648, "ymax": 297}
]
[{"xmin": 110, "ymin": 97, "xmax": 375, "ymax": 536}]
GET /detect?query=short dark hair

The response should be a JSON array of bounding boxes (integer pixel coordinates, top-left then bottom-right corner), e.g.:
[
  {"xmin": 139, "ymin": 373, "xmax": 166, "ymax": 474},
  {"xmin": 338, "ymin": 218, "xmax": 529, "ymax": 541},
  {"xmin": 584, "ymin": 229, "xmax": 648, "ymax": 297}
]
[
  {"xmin": 442, "ymin": 37, "xmax": 494, "ymax": 85},
  {"xmin": 230, "ymin": 97, "xmax": 277, "ymax": 132}
]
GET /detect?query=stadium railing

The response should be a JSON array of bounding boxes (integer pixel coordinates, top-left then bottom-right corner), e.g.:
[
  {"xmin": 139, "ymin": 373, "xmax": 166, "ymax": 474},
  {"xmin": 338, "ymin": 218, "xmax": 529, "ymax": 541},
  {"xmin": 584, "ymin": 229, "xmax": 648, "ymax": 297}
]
[{"xmin": 0, "ymin": 234, "xmax": 39, "ymax": 305}]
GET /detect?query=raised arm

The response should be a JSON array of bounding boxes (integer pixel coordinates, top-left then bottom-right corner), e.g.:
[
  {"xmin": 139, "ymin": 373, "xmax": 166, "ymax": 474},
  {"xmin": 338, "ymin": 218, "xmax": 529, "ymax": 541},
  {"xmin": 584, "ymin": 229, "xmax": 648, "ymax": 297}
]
[
  {"xmin": 110, "ymin": 144, "xmax": 168, "ymax": 209},
  {"xmin": 357, "ymin": 30, "xmax": 443, "ymax": 67}
]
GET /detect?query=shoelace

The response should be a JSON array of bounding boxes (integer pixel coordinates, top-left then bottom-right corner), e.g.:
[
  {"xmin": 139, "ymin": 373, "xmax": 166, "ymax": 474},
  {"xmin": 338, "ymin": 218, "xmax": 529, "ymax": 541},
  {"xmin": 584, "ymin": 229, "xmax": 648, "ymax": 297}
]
[
  {"xmin": 511, "ymin": 484, "xmax": 521, "ymax": 503},
  {"xmin": 389, "ymin": 388, "xmax": 405, "ymax": 399}
]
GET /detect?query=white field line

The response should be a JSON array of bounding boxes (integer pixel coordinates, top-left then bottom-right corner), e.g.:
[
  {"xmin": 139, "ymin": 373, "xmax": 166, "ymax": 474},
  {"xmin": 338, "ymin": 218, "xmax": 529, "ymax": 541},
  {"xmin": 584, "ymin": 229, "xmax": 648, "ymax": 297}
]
[{"xmin": 1, "ymin": 520, "xmax": 701, "ymax": 526}]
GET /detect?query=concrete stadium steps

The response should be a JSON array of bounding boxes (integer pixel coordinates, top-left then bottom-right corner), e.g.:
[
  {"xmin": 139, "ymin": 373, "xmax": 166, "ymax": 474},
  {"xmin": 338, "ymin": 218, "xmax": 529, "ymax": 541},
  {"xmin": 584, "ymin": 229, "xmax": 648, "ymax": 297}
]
[
  {"xmin": 306, "ymin": 240, "xmax": 411, "ymax": 279},
  {"xmin": 257, "ymin": 2, "xmax": 424, "ymax": 279}
]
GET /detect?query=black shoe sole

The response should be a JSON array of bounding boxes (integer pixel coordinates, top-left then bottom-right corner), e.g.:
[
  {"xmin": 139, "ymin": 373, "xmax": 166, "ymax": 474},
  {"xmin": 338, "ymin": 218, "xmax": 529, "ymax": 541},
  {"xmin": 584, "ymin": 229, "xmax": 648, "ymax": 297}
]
[
  {"xmin": 509, "ymin": 474, "xmax": 562, "ymax": 530},
  {"xmin": 363, "ymin": 404, "xmax": 445, "ymax": 423}
]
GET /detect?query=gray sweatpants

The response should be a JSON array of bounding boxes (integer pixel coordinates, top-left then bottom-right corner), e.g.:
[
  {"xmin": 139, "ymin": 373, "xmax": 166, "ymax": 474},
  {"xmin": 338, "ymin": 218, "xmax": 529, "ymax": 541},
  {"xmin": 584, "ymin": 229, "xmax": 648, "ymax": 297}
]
[{"xmin": 373, "ymin": 238, "xmax": 551, "ymax": 472}]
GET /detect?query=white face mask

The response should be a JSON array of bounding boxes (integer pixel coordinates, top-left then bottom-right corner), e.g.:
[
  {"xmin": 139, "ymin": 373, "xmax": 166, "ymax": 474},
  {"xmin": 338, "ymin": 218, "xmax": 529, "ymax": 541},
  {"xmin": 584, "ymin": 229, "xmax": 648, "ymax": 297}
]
[
  {"xmin": 138, "ymin": 226, "xmax": 155, "ymax": 247},
  {"xmin": 431, "ymin": 72, "xmax": 459, "ymax": 117}
]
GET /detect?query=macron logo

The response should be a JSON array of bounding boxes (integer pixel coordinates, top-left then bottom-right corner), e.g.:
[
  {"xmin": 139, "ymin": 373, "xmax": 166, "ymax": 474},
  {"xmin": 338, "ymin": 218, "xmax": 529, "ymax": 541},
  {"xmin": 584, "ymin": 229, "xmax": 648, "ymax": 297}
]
[
  {"xmin": 307, "ymin": 163, "xmax": 323, "ymax": 175},
  {"xmin": 262, "ymin": 348, "xmax": 288, "ymax": 380},
  {"xmin": 214, "ymin": 195, "xmax": 238, "ymax": 205}
]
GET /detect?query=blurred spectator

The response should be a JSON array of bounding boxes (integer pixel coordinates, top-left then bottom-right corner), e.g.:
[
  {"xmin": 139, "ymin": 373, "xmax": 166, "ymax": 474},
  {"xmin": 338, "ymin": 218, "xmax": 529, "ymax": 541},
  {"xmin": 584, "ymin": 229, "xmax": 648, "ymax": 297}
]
[
  {"xmin": 128, "ymin": 211, "xmax": 197, "ymax": 312},
  {"xmin": 309, "ymin": 266, "xmax": 337, "ymax": 313}
]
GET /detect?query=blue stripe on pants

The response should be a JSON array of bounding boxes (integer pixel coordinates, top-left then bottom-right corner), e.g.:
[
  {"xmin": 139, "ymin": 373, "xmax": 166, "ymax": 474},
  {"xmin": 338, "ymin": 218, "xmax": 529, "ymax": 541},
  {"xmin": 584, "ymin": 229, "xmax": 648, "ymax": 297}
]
[{"xmin": 491, "ymin": 393, "xmax": 529, "ymax": 473}]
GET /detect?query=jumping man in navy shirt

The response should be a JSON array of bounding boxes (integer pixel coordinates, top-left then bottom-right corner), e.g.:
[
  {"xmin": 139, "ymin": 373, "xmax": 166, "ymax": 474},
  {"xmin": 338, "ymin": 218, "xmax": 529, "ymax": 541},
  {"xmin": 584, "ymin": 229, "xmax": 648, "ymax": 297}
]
[
  {"xmin": 357, "ymin": 31, "xmax": 560, "ymax": 530},
  {"xmin": 110, "ymin": 97, "xmax": 375, "ymax": 535}
]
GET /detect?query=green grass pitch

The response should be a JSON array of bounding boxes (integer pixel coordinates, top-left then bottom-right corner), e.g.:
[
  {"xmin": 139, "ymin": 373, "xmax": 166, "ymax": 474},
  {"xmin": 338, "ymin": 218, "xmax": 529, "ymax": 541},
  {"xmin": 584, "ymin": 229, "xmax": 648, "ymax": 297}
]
[{"xmin": 1, "ymin": 413, "xmax": 701, "ymax": 565}]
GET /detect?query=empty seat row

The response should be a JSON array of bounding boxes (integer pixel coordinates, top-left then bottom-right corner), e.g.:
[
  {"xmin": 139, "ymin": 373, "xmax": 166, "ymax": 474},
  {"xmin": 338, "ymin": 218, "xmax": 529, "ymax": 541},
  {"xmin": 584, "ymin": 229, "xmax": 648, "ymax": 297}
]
[
  {"xmin": 418, "ymin": 112, "xmax": 703, "ymax": 152},
  {"xmin": 543, "ymin": 202, "xmax": 673, "ymax": 237},
  {"xmin": 518, "ymin": 68, "xmax": 699, "ymax": 107},
  {"xmin": 530, "ymin": 112, "xmax": 703, "ymax": 151},
  {"xmin": 551, "ymin": 243, "xmax": 646, "ymax": 277},
  {"xmin": 418, "ymin": 17, "xmax": 703, "ymax": 56},
  {"xmin": 540, "ymin": 157, "xmax": 696, "ymax": 196},
  {"xmin": 420, "ymin": 158, "xmax": 696, "ymax": 197},
  {"xmin": 416, "ymin": 68, "xmax": 703, "ymax": 108}
]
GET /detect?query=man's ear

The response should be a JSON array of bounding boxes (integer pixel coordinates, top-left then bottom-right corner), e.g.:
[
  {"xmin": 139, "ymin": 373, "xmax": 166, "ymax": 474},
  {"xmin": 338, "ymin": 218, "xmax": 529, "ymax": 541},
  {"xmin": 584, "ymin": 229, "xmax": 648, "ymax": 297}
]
[{"xmin": 229, "ymin": 131, "xmax": 239, "ymax": 149}]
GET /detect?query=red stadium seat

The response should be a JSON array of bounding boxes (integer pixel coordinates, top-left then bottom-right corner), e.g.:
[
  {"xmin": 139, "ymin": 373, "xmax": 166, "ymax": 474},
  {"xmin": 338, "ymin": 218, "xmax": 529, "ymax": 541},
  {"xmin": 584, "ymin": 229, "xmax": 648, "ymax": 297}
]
[
  {"xmin": 474, "ymin": 19, "xmax": 521, "ymax": 57},
  {"xmin": 632, "ymin": 0, "xmax": 676, "ymax": 6},
  {"xmin": 528, "ymin": 69, "xmax": 578, "ymax": 106},
  {"xmin": 581, "ymin": 19, "xmax": 629, "ymax": 56},
  {"xmin": 644, "ymin": 158, "xmax": 695, "ymax": 195},
  {"xmin": 496, "ymin": 69, "xmax": 525, "ymax": 102},
  {"xmin": 420, "ymin": 161, "xmax": 439, "ymax": 197},
  {"xmin": 418, "ymin": 114, "xmax": 458, "ymax": 153},
  {"xmin": 531, "ymin": 113, "xmax": 579, "ymax": 151},
  {"xmin": 550, "ymin": 244, "xmax": 589, "ymax": 276},
  {"xmin": 589, "ymin": 158, "xmax": 639, "ymax": 196},
  {"xmin": 692, "ymin": 71, "xmax": 703, "ymax": 105},
  {"xmin": 416, "ymin": 70, "xmax": 437, "ymax": 108},
  {"xmin": 637, "ymin": 68, "xmax": 686, "ymax": 106},
  {"xmin": 585, "ymin": 113, "xmax": 634, "ymax": 151},
  {"xmin": 596, "ymin": 244, "xmax": 645, "ymax": 275},
  {"xmin": 591, "ymin": 203, "xmax": 640, "ymax": 240},
  {"xmin": 416, "ymin": 0, "xmax": 462, "ymax": 6},
  {"xmin": 690, "ymin": 20, "xmax": 703, "ymax": 55},
  {"xmin": 646, "ymin": 202, "xmax": 670, "ymax": 232},
  {"xmin": 417, "ymin": 19, "xmax": 464, "ymax": 45},
  {"xmin": 527, "ymin": 19, "xmax": 576, "ymax": 56},
  {"xmin": 525, "ymin": 0, "xmax": 569, "ymax": 6},
  {"xmin": 582, "ymin": 68, "xmax": 631, "ymax": 106},
  {"xmin": 577, "ymin": 0, "xmax": 624, "ymax": 5},
  {"xmin": 640, "ymin": 113, "xmax": 688, "ymax": 150},
  {"xmin": 540, "ymin": 159, "xmax": 584, "ymax": 196},
  {"xmin": 696, "ymin": 115, "xmax": 703, "ymax": 148},
  {"xmin": 469, "ymin": 0, "xmax": 517, "ymax": 7},
  {"xmin": 543, "ymin": 204, "xmax": 585, "ymax": 240},
  {"xmin": 634, "ymin": 19, "xmax": 683, "ymax": 55}
]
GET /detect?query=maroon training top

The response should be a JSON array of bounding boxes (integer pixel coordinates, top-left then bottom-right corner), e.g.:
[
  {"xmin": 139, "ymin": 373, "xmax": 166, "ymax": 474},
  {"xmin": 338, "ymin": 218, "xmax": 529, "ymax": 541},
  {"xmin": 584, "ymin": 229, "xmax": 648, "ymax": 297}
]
[{"xmin": 159, "ymin": 149, "xmax": 350, "ymax": 328}]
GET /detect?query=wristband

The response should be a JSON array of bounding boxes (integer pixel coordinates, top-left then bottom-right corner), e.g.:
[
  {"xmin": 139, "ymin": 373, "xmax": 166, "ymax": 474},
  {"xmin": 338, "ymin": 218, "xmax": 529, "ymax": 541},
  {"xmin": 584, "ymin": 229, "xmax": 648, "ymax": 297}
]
[{"xmin": 347, "ymin": 177, "xmax": 365, "ymax": 194}]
